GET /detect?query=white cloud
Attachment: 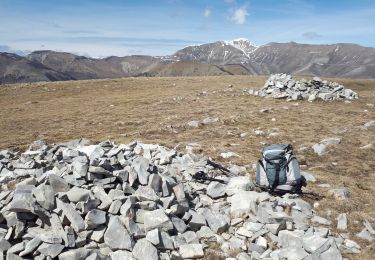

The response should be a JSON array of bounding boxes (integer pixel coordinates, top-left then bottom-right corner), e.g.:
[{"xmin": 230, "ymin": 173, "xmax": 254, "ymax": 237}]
[
  {"xmin": 231, "ymin": 7, "xmax": 249, "ymax": 25},
  {"xmin": 204, "ymin": 8, "xmax": 211, "ymax": 17}
]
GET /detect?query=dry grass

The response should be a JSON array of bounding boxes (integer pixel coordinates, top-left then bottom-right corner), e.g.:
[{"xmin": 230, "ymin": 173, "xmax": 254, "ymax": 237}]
[{"xmin": 0, "ymin": 75, "xmax": 374, "ymax": 259}]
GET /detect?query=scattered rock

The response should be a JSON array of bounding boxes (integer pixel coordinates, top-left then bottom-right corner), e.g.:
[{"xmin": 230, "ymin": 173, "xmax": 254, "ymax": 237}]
[
  {"xmin": 220, "ymin": 152, "xmax": 240, "ymax": 159},
  {"xmin": 312, "ymin": 137, "xmax": 341, "ymax": 156},
  {"xmin": 356, "ymin": 228, "xmax": 373, "ymax": 242},
  {"xmin": 359, "ymin": 144, "xmax": 373, "ymax": 150},
  {"xmin": 328, "ymin": 188, "xmax": 350, "ymax": 201},
  {"xmin": 363, "ymin": 120, "xmax": 375, "ymax": 129},
  {"xmin": 301, "ymin": 171, "xmax": 316, "ymax": 183},
  {"xmin": 337, "ymin": 213, "xmax": 348, "ymax": 230},
  {"xmin": 179, "ymin": 244, "xmax": 204, "ymax": 259}
]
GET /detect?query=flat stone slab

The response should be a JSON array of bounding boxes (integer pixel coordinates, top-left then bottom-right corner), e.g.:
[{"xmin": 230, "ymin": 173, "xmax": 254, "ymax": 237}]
[{"xmin": 179, "ymin": 244, "xmax": 204, "ymax": 259}]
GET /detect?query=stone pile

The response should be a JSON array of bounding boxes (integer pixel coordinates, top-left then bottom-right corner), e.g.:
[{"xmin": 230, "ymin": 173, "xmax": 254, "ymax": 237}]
[
  {"xmin": 258, "ymin": 74, "xmax": 359, "ymax": 101},
  {"xmin": 0, "ymin": 139, "xmax": 362, "ymax": 259}
]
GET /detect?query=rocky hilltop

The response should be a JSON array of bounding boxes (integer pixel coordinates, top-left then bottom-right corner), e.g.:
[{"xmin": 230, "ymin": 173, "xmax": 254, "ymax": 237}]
[
  {"xmin": 0, "ymin": 139, "xmax": 371, "ymax": 259},
  {"xmin": 1, "ymin": 39, "xmax": 375, "ymax": 84}
]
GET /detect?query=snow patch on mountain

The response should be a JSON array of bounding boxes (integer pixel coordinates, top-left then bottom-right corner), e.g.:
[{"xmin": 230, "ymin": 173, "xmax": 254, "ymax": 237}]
[{"xmin": 223, "ymin": 38, "xmax": 258, "ymax": 57}]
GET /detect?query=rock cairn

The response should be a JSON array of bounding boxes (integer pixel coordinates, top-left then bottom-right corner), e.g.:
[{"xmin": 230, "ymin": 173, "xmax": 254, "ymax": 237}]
[
  {"xmin": 258, "ymin": 74, "xmax": 359, "ymax": 101},
  {"xmin": 0, "ymin": 139, "xmax": 360, "ymax": 259}
]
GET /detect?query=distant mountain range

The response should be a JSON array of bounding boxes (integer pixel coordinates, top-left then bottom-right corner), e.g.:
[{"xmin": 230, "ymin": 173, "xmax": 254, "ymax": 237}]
[{"xmin": 1, "ymin": 38, "xmax": 375, "ymax": 84}]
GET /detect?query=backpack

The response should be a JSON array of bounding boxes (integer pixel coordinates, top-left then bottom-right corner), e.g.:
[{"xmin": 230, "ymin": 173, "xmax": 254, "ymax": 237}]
[{"xmin": 256, "ymin": 144, "xmax": 306, "ymax": 195}]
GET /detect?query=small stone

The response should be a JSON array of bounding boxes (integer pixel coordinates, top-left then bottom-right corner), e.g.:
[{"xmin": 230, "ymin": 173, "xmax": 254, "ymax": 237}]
[
  {"xmin": 328, "ymin": 188, "xmax": 350, "ymax": 201},
  {"xmin": 9, "ymin": 185, "xmax": 35, "ymax": 212},
  {"xmin": 92, "ymin": 186, "xmax": 113, "ymax": 210},
  {"xmin": 56, "ymin": 198, "xmax": 85, "ymax": 232},
  {"xmin": 312, "ymin": 143, "xmax": 328, "ymax": 156},
  {"xmin": 77, "ymin": 145, "xmax": 105, "ymax": 160},
  {"xmin": 364, "ymin": 219, "xmax": 375, "ymax": 235},
  {"xmin": 135, "ymin": 186, "xmax": 159, "ymax": 201},
  {"xmin": 302, "ymin": 235, "xmax": 330, "ymax": 254},
  {"xmin": 19, "ymin": 237, "xmax": 42, "ymax": 257},
  {"xmin": 90, "ymin": 226, "xmax": 106, "ymax": 242},
  {"xmin": 146, "ymin": 229, "xmax": 160, "ymax": 245},
  {"xmin": 108, "ymin": 200, "xmax": 123, "ymax": 214},
  {"xmin": 66, "ymin": 186, "xmax": 92, "ymax": 203},
  {"xmin": 237, "ymin": 252, "xmax": 251, "ymax": 260},
  {"xmin": 7, "ymin": 241, "xmax": 25, "ymax": 254},
  {"xmin": 265, "ymin": 223, "xmax": 285, "ymax": 235},
  {"xmin": 356, "ymin": 228, "xmax": 373, "ymax": 242},
  {"xmin": 58, "ymin": 248, "xmax": 92, "ymax": 260},
  {"xmin": 188, "ymin": 210, "xmax": 207, "ymax": 231},
  {"xmin": 0, "ymin": 238, "xmax": 11, "ymax": 251},
  {"xmin": 359, "ymin": 144, "xmax": 373, "ymax": 149},
  {"xmin": 311, "ymin": 215, "xmax": 332, "ymax": 226},
  {"xmin": 220, "ymin": 152, "xmax": 240, "ymax": 159},
  {"xmin": 337, "ymin": 213, "xmax": 348, "ymax": 230},
  {"xmin": 256, "ymin": 236, "xmax": 268, "ymax": 249},
  {"xmin": 159, "ymin": 231, "xmax": 175, "ymax": 250},
  {"xmin": 65, "ymin": 226, "xmax": 75, "ymax": 247},
  {"xmin": 37, "ymin": 243, "xmax": 65, "ymax": 258},
  {"xmin": 104, "ymin": 216, "xmax": 133, "ymax": 250},
  {"xmin": 179, "ymin": 244, "xmax": 204, "ymax": 259},
  {"xmin": 278, "ymin": 247, "xmax": 309, "ymax": 260},
  {"xmin": 48, "ymin": 174, "xmax": 69, "ymax": 192},
  {"xmin": 171, "ymin": 216, "xmax": 188, "ymax": 233},
  {"xmin": 201, "ymin": 209, "xmax": 228, "ymax": 234},
  {"xmin": 148, "ymin": 174, "xmax": 162, "ymax": 193},
  {"xmin": 144, "ymin": 209, "xmax": 173, "ymax": 232},
  {"xmin": 132, "ymin": 156, "xmax": 150, "ymax": 185},
  {"xmin": 85, "ymin": 209, "xmax": 106, "ymax": 229},
  {"xmin": 187, "ymin": 120, "xmax": 200, "ymax": 128},
  {"xmin": 278, "ymin": 230, "xmax": 304, "ymax": 247},
  {"xmin": 364, "ymin": 120, "xmax": 375, "ymax": 129},
  {"xmin": 110, "ymin": 250, "xmax": 133, "ymax": 260},
  {"xmin": 72, "ymin": 156, "xmax": 88, "ymax": 177},
  {"xmin": 196, "ymin": 226, "xmax": 215, "ymax": 239},
  {"xmin": 202, "ymin": 117, "xmax": 218, "ymax": 125},
  {"xmin": 132, "ymin": 239, "xmax": 159, "ymax": 260},
  {"xmin": 206, "ymin": 181, "xmax": 226, "ymax": 199},
  {"xmin": 229, "ymin": 191, "xmax": 270, "ymax": 218},
  {"xmin": 301, "ymin": 171, "xmax": 316, "ymax": 182},
  {"xmin": 225, "ymin": 176, "xmax": 254, "ymax": 196},
  {"xmin": 32, "ymin": 184, "xmax": 55, "ymax": 210},
  {"xmin": 344, "ymin": 239, "xmax": 361, "ymax": 253}
]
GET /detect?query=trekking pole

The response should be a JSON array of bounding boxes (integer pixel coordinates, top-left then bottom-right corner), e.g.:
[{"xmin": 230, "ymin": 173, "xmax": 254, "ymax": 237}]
[
  {"xmin": 192, "ymin": 171, "xmax": 227, "ymax": 184},
  {"xmin": 207, "ymin": 158, "xmax": 234, "ymax": 176}
]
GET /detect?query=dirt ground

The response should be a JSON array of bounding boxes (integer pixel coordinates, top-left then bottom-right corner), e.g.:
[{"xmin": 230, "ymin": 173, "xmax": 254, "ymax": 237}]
[{"xmin": 0, "ymin": 75, "xmax": 374, "ymax": 259}]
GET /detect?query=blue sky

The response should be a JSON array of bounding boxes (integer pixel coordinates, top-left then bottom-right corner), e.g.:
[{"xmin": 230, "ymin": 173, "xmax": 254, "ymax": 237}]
[{"xmin": 0, "ymin": 0, "xmax": 374, "ymax": 57}]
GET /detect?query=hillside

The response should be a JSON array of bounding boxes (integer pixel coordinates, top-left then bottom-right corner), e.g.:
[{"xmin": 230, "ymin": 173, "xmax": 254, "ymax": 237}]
[
  {"xmin": 1, "ymin": 39, "xmax": 375, "ymax": 84},
  {"xmin": 0, "ymin": 52, "xmax": 73, "ymax": 84}
]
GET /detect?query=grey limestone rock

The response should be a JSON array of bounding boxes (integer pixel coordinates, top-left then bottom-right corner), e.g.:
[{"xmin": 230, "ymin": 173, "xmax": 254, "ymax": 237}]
[
  {"xmin": 179, "ymin": 244, "xmax": 204, "ymax": 259},
  {"xmin": 133, "ymin": 239, "xmax": 159, "ymax": 260},
  {"xmin": 104, "ymin": 216, "xmax": 133, "ymax": 250},
  {"xmin": 144, "ymin": 209, "xmax": 173, "ymax": 233}
]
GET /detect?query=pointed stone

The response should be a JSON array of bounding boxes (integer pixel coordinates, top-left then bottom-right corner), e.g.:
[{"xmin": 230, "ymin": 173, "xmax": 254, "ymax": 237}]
[
  {"xmin": 56, "ymin": 198, "xmax": 85, "ymax": 232},
  {"xmin": 104, "ymin": 216, "xmax": 133, "ymax": 250}
]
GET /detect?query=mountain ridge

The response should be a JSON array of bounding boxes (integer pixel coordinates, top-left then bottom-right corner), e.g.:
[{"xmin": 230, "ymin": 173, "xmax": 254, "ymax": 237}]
[{"xmin": 1, "ymin": 38, "xmax": 375, "ymax": 84}]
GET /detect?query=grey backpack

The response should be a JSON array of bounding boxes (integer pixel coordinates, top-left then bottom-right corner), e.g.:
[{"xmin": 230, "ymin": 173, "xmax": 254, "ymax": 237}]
[{"xmin": 256, "ymin": 144, "xmax": 306, "ymax": 194}]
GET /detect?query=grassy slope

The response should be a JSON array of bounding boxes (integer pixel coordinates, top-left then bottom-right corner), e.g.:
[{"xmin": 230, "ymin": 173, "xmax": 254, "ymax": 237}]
[{"xmin": 0, "ymin": 75, "xmax": 374, "ymax": 259}]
